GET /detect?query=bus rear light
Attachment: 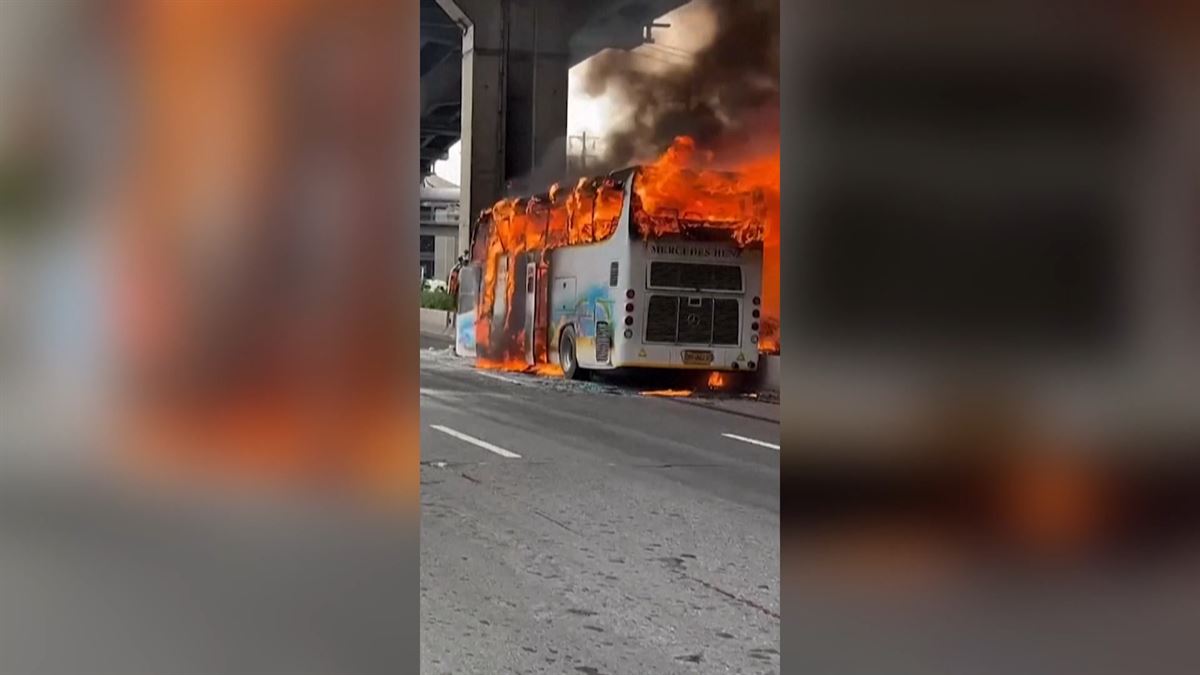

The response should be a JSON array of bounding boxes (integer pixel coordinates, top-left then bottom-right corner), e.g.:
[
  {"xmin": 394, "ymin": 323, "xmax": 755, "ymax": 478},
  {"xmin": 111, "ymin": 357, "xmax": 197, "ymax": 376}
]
[
  {"xmin": 623, "ymin": 329, "xmax": 633, "ymax": 339},
  {"xmin": 748, "ymin": 361, "xmax": 756, "ymax": 370},
  {"xmin": 752, "ymin": 296, "xmax": 760, "ymax": 306},
  {"xmin": 752, "ymin": 309, "xmax": 760, "ymax": 319},
  {"xmin": 625, "ymin": 302, "xmax": 635, "ymax": 313},
  {"xmin": 731, "ymin": 362, "xmax": 740, "ymax": 370},
  {"xmin": 751, "ymin": 335, "xmax": 759, "ymax": 344},
  {"xmin": 626, "ymin": 289, "xmax": 635, "ymax": 299},
  {"xmin": 751, "ymin": 322, "xmax": 759, "ymax": 331},
  {"xmin": 624, "ymin": 316, "xmax": 634, "ymax": 327}
]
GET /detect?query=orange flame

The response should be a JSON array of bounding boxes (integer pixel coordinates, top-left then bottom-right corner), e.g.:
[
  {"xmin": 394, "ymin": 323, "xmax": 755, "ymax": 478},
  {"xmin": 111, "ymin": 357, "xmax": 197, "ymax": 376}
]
[
  {"xmin": 472, "ymin": 176, "xmax": 625, "ymax": 369},
  {"xmin": 707, "ymin": 371, "xmax": 728, "ymax": 390},
  {"xmin": 636, "ymin": 136, "xmax": 780, "ymax": 353},
  {"xmin": 634, "ymin": 136, "xmax": 767, "ymax": 248},
  {"xmin": 476, "ymin": 357, "xmax": 531, "ymax": 372},
  {"xmin": 476, "ymin": 358, "xmax": 563, "ymax": 378},
  {"xmin": 528, "ymin": 362, "xmax": 565, "ymax": 377},
  {"xmin": 735, "ymin": 150, "xmax": 780, "ymax": 354},
  {"xmin": 641, "ymin": 389, "xmax": 694, "ymax": 398},
  {"xmin": 470, "ymin": 135, "xmax": 780, "ymax": 374}
]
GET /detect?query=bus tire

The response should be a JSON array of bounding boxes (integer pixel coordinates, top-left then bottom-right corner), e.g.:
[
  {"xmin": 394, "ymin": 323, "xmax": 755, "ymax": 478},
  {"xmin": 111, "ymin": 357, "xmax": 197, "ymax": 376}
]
[{"xmin": 559, "ymin": 327, "xmax": 586, "ymax": 380}]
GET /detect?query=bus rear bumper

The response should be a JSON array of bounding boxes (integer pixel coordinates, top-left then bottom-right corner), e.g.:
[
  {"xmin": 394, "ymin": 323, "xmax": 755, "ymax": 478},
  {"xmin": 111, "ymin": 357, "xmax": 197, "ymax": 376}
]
[{"xmin": 612, "ymin": 343, "xmax": 760, "ymax": 371}]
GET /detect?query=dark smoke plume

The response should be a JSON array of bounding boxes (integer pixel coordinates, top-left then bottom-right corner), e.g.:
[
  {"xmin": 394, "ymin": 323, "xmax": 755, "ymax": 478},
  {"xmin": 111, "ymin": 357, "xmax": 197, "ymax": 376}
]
[{"xmin": 581, "ymin": 0, "xmax": 779, "ymax": 172}]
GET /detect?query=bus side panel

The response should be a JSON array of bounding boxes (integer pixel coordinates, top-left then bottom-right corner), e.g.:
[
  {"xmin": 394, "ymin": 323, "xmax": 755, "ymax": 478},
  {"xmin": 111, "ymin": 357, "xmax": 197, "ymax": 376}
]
[
  {"xmin": 609, "ymin": 244, "xmax": 647, "ymax": 369},
  {"xmin": 548, "ymin": 241, "xmax": 622, "ymax": 370},
  {"xmin": 743, "ymin": 249, "xmax": 764, "ymax": 353},
  {"xmin": 549, "ymin": 274, "xmax": 576, "ymax": 365},
  {"xmin": 454, "ymin": 265, "xmax": 480, "ymax": 358},
  {"xmin": 546, "ymin": 175, "xmax": 635, "ymax": 370}
]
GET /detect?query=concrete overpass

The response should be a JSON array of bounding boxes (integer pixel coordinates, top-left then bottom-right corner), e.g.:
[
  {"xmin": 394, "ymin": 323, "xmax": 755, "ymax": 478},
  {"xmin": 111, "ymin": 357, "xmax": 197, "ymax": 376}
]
[{"xmin": 421, "ymin": 0, "xmax": 689, "ymax": 248}]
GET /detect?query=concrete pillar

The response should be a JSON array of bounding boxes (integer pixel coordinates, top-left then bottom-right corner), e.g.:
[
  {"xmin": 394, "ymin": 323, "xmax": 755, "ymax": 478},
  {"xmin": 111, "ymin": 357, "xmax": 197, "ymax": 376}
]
[
  {"xmin": 436, "ymin": 0, "xmax": 572, "ymax": 252},
  {"xmin": 434, "ymin": 232, "xmax": 457, "ymax": 281},
  {"xmin": 502, "ymin": 0, "xmax": 570, "ymax": 196},
  {"xmin": 454, "ymin": 0, "xmax": 505, "ymax": 252}
]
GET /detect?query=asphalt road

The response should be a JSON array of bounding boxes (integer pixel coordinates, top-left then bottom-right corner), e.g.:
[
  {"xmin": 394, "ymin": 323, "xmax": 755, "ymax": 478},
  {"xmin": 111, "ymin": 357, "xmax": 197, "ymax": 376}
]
[{"xmin": 419, "ymin": 335, "xmax": 781, "ymax": 674}]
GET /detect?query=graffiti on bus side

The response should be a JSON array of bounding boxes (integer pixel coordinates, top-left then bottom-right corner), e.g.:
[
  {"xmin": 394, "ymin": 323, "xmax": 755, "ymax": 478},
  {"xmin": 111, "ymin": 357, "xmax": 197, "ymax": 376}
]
[
  {"xmin": 551, "ymin": 284, "xmax": 614, "ymax": 340},
  {"xmin": 456, "ymin": 312, "xmax": 476, "ymax": 352}
]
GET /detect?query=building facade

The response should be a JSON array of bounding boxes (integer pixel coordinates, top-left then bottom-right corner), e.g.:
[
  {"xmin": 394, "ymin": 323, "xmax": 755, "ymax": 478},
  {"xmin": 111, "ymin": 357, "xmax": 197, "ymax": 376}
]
[{"xmin": 420, "ymin": 176, "xmax": 461, "ymax": 283}]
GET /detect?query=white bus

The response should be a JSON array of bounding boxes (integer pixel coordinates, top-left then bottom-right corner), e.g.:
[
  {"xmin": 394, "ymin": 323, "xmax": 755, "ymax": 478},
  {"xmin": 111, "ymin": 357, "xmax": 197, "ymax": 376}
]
[{"xmin": 455, "ymin": 168, "xmax": 765, "ymax": 380}]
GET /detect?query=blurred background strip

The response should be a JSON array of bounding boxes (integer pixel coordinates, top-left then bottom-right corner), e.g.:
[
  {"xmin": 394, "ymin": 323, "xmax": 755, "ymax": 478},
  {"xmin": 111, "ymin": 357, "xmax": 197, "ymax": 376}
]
[{"xmin": 0, "ymin": 1, "xmax": 419, "ymax": 673}]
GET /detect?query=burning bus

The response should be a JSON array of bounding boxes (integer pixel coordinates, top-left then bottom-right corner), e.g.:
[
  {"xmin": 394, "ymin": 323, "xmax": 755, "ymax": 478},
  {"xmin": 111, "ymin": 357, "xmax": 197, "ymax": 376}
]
[{"xmin": 454, "ymin": 138, "xmax": 769, "ymax": 380}]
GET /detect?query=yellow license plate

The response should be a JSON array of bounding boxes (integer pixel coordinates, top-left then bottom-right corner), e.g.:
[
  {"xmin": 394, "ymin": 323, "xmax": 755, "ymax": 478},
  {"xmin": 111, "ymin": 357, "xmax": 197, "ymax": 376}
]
[{"xmin": 682, "ymin": 350, "xmax": 714, "ymax": 365}]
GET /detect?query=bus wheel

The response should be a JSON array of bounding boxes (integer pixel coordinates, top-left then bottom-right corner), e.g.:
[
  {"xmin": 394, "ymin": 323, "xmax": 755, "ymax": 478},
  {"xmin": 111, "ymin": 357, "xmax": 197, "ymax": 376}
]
[{"xmin": 559, "ymin": 327, "xmax": 586, "ymax": 380}]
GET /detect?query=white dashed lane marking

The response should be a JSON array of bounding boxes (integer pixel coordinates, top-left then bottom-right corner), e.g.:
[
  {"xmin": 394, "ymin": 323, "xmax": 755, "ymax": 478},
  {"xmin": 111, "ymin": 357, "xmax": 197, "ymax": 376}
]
[
  {"xmin": 721, "ymin": 433, "xmax": 780, "ymax": 450},
  {"xmin": 430, "ymin": 424, "xmax": 523, "ymax": 459}
]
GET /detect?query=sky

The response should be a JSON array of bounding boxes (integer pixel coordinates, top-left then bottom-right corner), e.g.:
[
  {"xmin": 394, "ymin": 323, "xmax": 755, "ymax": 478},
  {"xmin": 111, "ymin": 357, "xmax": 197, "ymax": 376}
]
[{"xmin": 432, "ymin": 0, "xmax": 714, "ymax": 186}]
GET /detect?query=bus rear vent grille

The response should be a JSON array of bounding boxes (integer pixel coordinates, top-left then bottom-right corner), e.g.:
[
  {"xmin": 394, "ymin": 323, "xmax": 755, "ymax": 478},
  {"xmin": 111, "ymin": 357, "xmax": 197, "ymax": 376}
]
[
  {"xmin": 645, "ymin": 296, "xmax": 679, "ymax": 343},
  {"xmin": 649, "ymin": 262, "xmax": 742, "ymax": 292},
  {"xmin": 645, "ymin": 295, "xmax": 740, "ymax": 346},
  {"xmin": 596, "ymin": 322, "xmax": 611, "ymax": 363},
  {"xmin": 712, "ymin": 299, "xmax": 740, "ymax": 345}
]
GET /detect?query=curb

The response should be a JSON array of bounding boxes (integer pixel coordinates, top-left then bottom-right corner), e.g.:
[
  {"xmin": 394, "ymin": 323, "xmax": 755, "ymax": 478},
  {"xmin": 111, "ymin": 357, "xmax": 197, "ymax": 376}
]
[
  {"xmin": 757, "ymin": 354, "xmax": 780, "ymax": 394},
  {"xmin": 419, "ymin": 307, "xmax": 455, "ymax": 339}
]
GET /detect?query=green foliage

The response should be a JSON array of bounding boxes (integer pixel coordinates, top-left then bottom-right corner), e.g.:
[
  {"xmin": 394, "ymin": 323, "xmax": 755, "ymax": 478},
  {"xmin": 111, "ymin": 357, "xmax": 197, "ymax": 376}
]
[{"xmin": 421, "ymin": 289, "xmax": 455, "ymax": 311}]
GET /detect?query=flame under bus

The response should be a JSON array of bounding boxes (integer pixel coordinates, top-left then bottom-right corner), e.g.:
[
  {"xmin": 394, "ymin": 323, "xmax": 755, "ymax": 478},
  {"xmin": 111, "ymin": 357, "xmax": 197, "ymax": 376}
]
[{"xmin": 456, "ymin": 168, "xmax": 765, "ymax": 376}]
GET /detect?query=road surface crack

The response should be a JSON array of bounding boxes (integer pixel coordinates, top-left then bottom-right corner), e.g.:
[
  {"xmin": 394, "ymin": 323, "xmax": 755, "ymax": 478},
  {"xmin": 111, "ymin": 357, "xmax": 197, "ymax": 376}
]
[
  {"xmin": 658, "ymin": 557, "xmax": 779, "ymax": 620},
  {"xmin": 682, "ymin": 572, "xmax": 780, "ymax": 620},
  {"xmin": 532, "ymin": 509, "xmax": 582, "ymax": 536}
]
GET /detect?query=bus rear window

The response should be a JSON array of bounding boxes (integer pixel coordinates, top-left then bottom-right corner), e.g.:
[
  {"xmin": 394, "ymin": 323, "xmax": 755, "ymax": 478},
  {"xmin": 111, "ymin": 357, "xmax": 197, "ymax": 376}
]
[{"xmin": 649, "ymin": 262, "xmax": 742, "ymax": 292}]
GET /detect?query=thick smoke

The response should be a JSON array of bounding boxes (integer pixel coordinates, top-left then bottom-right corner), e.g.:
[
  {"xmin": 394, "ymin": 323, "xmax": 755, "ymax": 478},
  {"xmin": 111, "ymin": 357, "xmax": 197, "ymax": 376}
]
[{"xmin": 580, "ymin": 0, "xmax": 779, "ymax": 172}]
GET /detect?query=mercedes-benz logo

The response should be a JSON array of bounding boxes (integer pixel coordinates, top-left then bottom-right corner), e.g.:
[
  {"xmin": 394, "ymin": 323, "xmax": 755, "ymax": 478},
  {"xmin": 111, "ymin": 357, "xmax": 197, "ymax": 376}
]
[{"xmin": 685, "ymin": 314, "xmax": 701, "ymax": 327}]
